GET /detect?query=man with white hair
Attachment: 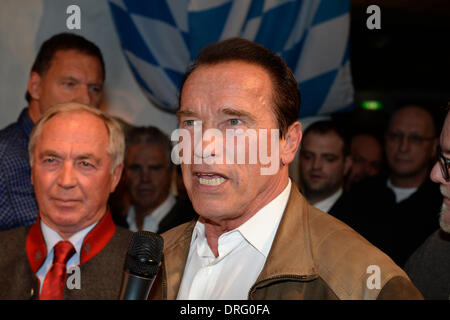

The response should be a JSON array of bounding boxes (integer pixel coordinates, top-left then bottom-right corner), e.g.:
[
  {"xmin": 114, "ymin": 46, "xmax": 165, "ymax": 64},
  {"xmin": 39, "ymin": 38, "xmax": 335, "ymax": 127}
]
[
  {"xmin": 0, "ymin": 102, "xmax": 132, "ymax": 299},
  {"xmin": 405, "ymin": 105, "xmax": 450, "ymax": 299}
]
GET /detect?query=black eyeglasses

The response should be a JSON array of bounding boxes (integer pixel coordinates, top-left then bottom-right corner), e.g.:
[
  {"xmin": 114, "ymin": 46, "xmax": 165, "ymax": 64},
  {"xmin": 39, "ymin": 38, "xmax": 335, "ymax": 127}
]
[{"xmin": 438, "ymin": 146, "xmax": 450, "ymax": 181}]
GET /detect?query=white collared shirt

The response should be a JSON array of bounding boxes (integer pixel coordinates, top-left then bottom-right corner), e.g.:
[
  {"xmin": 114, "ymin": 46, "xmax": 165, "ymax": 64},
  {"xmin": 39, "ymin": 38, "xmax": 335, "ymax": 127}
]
[
  {"xmin": 126, "ymin": 193, "xmax": 176, "ymax": 232},
  {"xmin": 387, "ymin": 179, "xmax": 417, "ymax": 203},
  {"xmin": 177, "ymin": 179, "xmax": 292, "ymax": 300},
  {"xmin": 313, "ymin": 188, "xmax": 343, "ymax": 213},
  {"xmin": 36, "ymin": 220, "xmax": 97, "ymax": 294}
]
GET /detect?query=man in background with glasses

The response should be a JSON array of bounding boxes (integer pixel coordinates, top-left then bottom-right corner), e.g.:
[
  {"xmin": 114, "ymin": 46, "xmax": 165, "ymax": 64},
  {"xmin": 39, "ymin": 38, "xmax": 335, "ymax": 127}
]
[
  {"xmin": 405, "ymin": 105, "xmax": 450, "ymax": 299},
  {"xmin": 345, "ymin": 104, "xmax": 442, "ymax": 267},
  {"xmin": 383, "ymin": 105, "xmax": 441, "ymax": 266}
]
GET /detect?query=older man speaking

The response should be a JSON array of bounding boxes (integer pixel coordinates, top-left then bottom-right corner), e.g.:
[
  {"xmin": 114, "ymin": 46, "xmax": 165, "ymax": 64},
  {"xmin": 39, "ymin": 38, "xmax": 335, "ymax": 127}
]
[{"xmin": 149, "ymin": 38, "xmax": 422, "ymax": 300}]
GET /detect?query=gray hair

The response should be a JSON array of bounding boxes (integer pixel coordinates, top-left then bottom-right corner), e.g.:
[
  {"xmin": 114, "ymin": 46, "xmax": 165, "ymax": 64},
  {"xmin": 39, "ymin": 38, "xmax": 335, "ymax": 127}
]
[{"xmin": 28, "ymin": 102, "xmax": 125, "ymax": 173}]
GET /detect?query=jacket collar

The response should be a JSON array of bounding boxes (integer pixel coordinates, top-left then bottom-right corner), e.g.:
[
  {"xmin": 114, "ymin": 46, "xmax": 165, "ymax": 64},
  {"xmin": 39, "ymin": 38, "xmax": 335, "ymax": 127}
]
[
  {"xmin": 163, "ymin": 183, "xmax": 319, "ymax": 299},
  {"xmin": 251, "ymin": 183, "xmax": 319, "ymax": 287},
  {"xmin": 26, "ymin": 210, "xmax": 116, "ymax": 273}
]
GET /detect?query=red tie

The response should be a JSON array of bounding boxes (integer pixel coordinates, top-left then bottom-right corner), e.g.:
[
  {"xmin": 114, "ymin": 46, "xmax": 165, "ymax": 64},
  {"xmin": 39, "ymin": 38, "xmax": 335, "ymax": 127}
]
[{"xmin": 39, "ymin": 241, "xmax": 76, "ymax": 300}]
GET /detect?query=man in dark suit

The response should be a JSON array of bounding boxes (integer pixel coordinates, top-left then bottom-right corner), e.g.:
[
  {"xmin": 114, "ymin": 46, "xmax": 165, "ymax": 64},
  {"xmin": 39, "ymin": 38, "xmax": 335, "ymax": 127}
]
[
  {"xmin": 0, "ymin": 102, "xmax": 132, "ymax": 300},
  {"xmin": 298, "ymin": 120, "xmax": 352, "ymax": 222},
  {"xmin": 344, "ymin": 105, "xmax": 441, "ymax": 266},
  {"xmin": 113, "ymin": 126, "xmax": 196, "ymax": 234}
]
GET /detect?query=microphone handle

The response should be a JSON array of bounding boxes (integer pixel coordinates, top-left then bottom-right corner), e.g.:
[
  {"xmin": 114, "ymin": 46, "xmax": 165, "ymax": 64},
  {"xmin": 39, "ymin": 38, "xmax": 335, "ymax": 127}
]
[{"xmin": 119, "ymin": 271, "xmax": 156, "ymax": 300}]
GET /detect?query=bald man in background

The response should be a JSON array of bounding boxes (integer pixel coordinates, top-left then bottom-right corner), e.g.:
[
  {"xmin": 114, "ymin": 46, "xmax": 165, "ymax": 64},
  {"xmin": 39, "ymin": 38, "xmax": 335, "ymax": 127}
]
[{"xmin": 345, "ymin": 105, "xmax": 441, "ymax": 266}]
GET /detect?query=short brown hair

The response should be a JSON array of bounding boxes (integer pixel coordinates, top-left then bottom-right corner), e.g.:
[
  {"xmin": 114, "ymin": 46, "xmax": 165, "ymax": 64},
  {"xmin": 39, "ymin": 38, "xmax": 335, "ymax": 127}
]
[
  {"xmin": 26, "ymin": 33, "xmax": 105, "ymax": 102},
  {"xmin": 125, "ymin": 126, "xmax": 173, "ymax": 168},
  {"xmin": 302, "ymin": 120, "xmax": 350, "ymax": 156},
  {"xmin": 180, "ymin": 38, "xmax": 300, "ymax": 138}
]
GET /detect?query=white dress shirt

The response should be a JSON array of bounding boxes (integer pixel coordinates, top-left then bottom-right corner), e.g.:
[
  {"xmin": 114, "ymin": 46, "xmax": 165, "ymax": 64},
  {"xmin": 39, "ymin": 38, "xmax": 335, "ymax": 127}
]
[
  {"xmin": 36, "ymin": 220, "xmax": 97, "ymax": 294},
  {"xmin": 177, "ymin": 179, "xmax": 292, "ymax": 300},
  {"xmin": 387, "ymin": 179, "xmax": 417, "ymax": 203},
  {"xmin": 126, "ymin": 193, "xmax": 176, "ymax": 232},
  {"xmin": 313, "ymin": 187, "xmax": 343, "ymax": 213}
]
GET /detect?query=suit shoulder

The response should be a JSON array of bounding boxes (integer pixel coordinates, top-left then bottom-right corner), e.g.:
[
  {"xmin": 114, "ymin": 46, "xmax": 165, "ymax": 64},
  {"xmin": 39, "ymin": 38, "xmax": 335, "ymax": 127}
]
[
  {"xmin": 0, "ymin": 226, "xmax": 29, "ymax": 250},
  {"xmin": 110, "ymin": 226, "xmax": 134, "ymax": 248}
]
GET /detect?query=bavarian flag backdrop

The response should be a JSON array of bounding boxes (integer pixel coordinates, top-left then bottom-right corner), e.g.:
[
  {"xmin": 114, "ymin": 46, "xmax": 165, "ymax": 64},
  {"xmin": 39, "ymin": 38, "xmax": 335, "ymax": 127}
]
[{"xmin": 108, "ymin": 0, "xmax": 354, "ymax": 118}]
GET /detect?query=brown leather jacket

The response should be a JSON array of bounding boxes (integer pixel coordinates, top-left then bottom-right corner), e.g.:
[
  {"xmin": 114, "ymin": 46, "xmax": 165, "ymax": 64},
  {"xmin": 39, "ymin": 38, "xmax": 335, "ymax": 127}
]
[{"xmin": 149, "ymin": 184, "xmax": 423, "ymax": 300}]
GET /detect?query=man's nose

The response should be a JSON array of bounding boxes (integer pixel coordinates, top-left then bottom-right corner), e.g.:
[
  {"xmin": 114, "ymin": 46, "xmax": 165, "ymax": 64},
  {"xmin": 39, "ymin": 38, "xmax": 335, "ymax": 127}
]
[
  {"xmin": 194, "ymin": 127, "xmax": 222, "ymax": 162},
  {"xmin": 57, "ymin": 163, "xmax": 77, "ymax": 189},
  {"xmin": 398, "ymin": 135, "xmax": 410, "ymax": 152},
  {"xmin": 73, "ymin": 85, "xmax": 91, "ymax": 106},
  {"xmin": 140, "ymin": 168, "xmax": 151, "ymax": 183},
  {"xmin": 430, "ymin": 161, "xmax": 446, "ymax": 184},
  {"xmin": 312, "ymin": 157, "xmax": 323, "ymax": 170}
]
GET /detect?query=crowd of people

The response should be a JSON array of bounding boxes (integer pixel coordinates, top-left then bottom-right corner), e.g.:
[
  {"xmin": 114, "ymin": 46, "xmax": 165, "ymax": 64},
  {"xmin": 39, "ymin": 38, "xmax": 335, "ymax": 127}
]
[
  {"xmin": 0, "ymin": 32, "xmax": 448, "ymax": 300},
  {"xmin": 299, "ymin": 105, "xmax": 442, "ymax": 268}
]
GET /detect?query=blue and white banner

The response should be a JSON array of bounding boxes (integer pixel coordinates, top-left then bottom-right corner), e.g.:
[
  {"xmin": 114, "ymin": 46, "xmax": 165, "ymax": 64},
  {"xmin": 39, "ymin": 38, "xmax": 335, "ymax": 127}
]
[{"xmin": 109, "ymin": 0, "xmax": 354, "ymax": 118}]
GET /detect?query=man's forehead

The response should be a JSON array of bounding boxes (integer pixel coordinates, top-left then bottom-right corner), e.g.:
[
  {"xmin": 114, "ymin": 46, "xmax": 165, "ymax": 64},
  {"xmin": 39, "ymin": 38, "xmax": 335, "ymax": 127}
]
[
  {"xmin": 46, "ymin": 49, "xmax": 104, "ymax": 79},
  {"xmin": 303, "ymin": 132, "xmax": 344, "ymax": 152},
  {"xmin": 127, "ymin": 143, "xmax": 167, "ymax": 159},
  {"xmin": 39, "ymin": 111, "xmax": 109, "ymax": 144},
  {"xmin": 304, "ymin": 131, "xmax": 343, "ymax": 143},
  {"xmin": 389, "ymin": 107, "xmax": 434, "ymax": 130},
  {"xmin": 182, "ymin": 61, "xmax": 272, "ymax": 95}
]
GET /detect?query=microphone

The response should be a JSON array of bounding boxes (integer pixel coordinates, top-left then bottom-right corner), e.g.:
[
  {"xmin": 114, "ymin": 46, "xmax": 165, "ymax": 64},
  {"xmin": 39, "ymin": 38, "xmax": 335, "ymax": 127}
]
[{"xmin": 119, "ymin": 231, "xmax": 164, "ymax": 300}]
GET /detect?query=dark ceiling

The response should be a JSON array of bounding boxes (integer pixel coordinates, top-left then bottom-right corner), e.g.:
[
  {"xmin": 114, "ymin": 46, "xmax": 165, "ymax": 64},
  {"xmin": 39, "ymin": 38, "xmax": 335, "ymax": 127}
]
[
  {"xmin": 330, "ymin": 1, "xmax": 450, "ymax": 138},
  {"xmin": 350, "ymin": 0, "xmax": 450, "ymax": 91}
]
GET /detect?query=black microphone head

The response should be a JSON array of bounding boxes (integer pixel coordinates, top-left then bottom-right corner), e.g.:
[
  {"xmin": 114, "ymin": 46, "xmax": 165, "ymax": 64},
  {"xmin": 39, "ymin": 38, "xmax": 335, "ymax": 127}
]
[{"xmin": 125, "ymin": 231, "xmax": 164, "ymax": 278}]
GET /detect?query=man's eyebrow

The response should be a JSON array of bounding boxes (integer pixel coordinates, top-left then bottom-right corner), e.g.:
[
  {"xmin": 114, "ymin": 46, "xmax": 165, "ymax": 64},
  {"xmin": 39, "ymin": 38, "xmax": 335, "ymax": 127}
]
[
  {"xmin": 39, "ymin": 150, "xmax": 61, "ymax": 158},
  {"xmin": 176, "ymin": 110, "xmax": 198, "ymax": 118},
  {"xmin": 60, "ymin": 76, "xmax": 79, "ymax": 82},
  {"xmin": 221, "ymin": 108, "xmax": 256, "ymax": 122},
  {"xmin": 76, "ymin": 153, "xmax": 101, "ymax": 163},
  {"xmin": 321, "ymin": 153, "xmax": 339, "ymax": 158}
]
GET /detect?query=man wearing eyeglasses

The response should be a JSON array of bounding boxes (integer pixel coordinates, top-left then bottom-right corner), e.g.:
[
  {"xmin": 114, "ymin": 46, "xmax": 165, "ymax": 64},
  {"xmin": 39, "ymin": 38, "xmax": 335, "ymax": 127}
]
[
  {"xmin": 405, "ymin": 105, "xmax": 450, "ymax": 299},
  {"xmin": 383, "ymin": 105, "xmax": 442, "ymax": 266},
  {"xmin": 345, "ymin": 104, "xmax": 442, "ymax": 267}
]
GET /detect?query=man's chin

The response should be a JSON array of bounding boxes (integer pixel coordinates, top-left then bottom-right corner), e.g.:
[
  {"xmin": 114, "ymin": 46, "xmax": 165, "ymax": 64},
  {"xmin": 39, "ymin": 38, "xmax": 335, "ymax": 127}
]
[{"xmin": 191, "ymin": 199, "xmax": 235, "ymax": 221}]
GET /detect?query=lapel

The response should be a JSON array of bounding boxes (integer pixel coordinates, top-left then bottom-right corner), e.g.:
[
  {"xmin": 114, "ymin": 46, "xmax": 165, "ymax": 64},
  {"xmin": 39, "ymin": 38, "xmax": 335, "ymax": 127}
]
[
  {"xmin": 253, "ymin": 183, "xmax": 318, "ymax": 285},
  {"xmin": 26, "ymin": 210, "xmax": 117, "ymax": 273},
  {"xmin": 163, "ymin": 221, "xmax": 196, "ymax": 300}
]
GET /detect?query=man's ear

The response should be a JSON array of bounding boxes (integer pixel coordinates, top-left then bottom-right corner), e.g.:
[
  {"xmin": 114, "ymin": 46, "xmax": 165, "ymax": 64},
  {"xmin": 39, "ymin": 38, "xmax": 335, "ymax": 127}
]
[
  {"xmin": 280, "ymin": 121, "xmax": 302, "ymax": 166},
  {"xmin": 27, "ymin": 72, "xmax": 42, "ymax": 101},
  {"xmin": 110, "ymin": 163, "xmax": 124, "ymax": 193},
  {"xmin": 343, "ymin": 155, "xmax": 353, "ymax": 176}
]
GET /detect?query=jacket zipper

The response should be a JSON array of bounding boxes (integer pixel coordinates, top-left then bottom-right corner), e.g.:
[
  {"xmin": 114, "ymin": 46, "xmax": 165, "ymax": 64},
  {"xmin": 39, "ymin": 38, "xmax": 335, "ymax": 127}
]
[{"xmin": 248, "ymin": 273, "xmax": 319, "ymax": 299}]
